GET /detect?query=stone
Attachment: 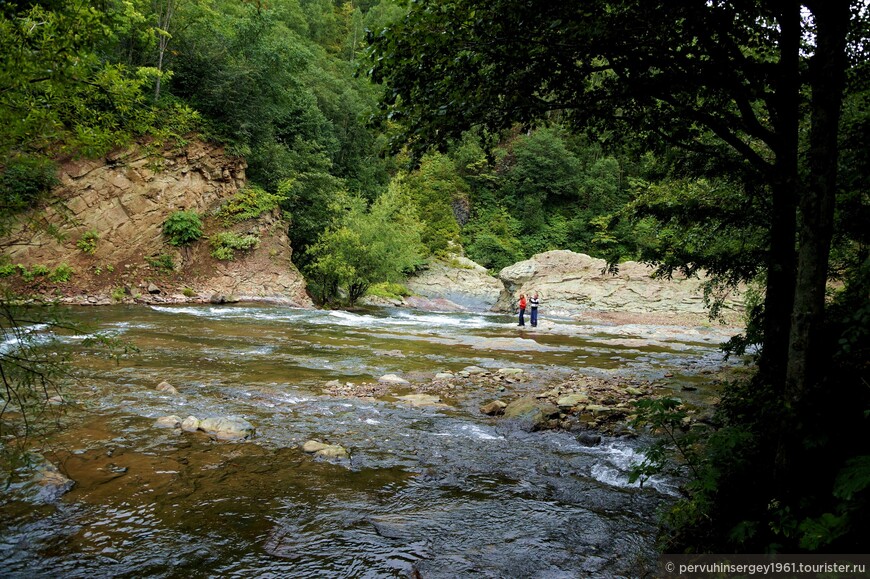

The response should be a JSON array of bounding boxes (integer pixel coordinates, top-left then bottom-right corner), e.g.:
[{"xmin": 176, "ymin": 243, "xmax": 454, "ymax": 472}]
[
  {"xmin": 199, "ymin": 416, "xmax": 254, "ymax": 440},
  {"xmin": 557, "ymin": 393, "xmax": 590, "ymax": 408},
  {"xmin": 147, "ymin": 283, "xmax": 161, "ymax": 294},
  {"xmin": 462, "ymin": 365, "xmax": 488, "ymax": 375},
  {"xmin": 395, "ymin": 394, "xmax": 445, "ymax": 407},
  {"xmin": 2, "ymin": 139, "xmax": 314, "ymax": 309},
  {"xmin": 181, "ymin": 416, "xmax": 200, "ymax": 432},
  {"xmin": 302, "ymin": 440, "xmax": 348, "ymax": 459},
  {"xmin": 33, "ymin": 460, "xmax": 75, "ymax": 503},
  {"xmin": 378, "ymin": 374, "xmax": 410, "ymax": 385},
  {"xmin": 156, "ymin": 381, "xmax": 178, "ymax": 394},
  {"xmin": 406, "ymin": 254, "xmax": 503, "ymax": 310},
  {"xmin": 434, "ymin": 372, "xmax": 454, "ymax": 380},
  {"xmin": 497, "ymin": 368, "xmax": 524, "ymax": 376},
  {"xmin": 154, "ymin": 415, "xmax": 182, "ymax": 428},
  {"xmin": 480, "ymin": 400, "xmax": 508, "ymax": 416},
  {"xmin": 503, "ymin": 397, "xmax": 559, "ymax": 431},
  {"xmin": 576, "ymin": 433, "xmax": 602, "ymax": 446}
]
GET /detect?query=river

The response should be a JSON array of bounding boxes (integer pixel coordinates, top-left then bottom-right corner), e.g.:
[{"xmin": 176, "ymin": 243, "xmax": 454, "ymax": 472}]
[{"xmin": 0, "ymin": 304, "xmax": 740, "ymax": 578}]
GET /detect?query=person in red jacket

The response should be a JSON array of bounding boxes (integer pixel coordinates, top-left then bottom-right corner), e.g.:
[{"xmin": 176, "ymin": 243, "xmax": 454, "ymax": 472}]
[{"xmin": 517, "ymin": 293, "xmax": 527, "ymax": 326}]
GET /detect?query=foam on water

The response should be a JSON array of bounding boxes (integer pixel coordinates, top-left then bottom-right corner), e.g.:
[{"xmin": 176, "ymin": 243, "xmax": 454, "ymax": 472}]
[
  {"xmin": 587, "ymin": 441, "xmax": 679, "ymax": 495},
  {"xmin": 1, "ymin": 323, "xmax": 51, "ymax": 353}
]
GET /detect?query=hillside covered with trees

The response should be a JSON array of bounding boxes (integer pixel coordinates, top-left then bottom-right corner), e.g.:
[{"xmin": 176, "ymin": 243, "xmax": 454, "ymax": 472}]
[{"xmin": 2, "ymin": 0, "xmax": 869, "ymax": 559}]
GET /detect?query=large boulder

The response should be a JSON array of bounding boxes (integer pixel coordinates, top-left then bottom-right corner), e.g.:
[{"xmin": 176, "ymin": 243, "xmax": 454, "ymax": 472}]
[
  {"xmin": 406, "ymin": 255, "xmax": 503, "ymax": 310},
  {"xmin": 199, "ymin": 416, "xmax": 255, "ymax": 440},
  {"xmin": 495, "ymin": 250, "xmax": 743, "ymax": 318}
]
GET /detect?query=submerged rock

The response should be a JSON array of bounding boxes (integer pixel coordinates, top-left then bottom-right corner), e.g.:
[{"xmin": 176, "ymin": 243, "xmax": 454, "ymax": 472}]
[
  {"xmin": 154, "ymin": 415, "xmax": 182, "ymax": 429},
  {"xmin": 395, "ymin": 394, "xmax": 446, "ymax": 408},
  {"xmin": 302, "ymin": 440, "xmax": 349, "ymax": 459},
  {"xmin": 181, "ymin": 415, "xmax": 200, "ymax": 432},
  {"xmin": 32, "ymin": 458, "xmax": 75, "ymax": 503},
  {"xmin": 156, "ymin": 381, "xmax": 178, "ymax": 394},
  {"xmin": 199, "ymin": 416, "xmax": 254, "ymax": 440},
  {"xmin": 576, "ymin": 433, "xmax": 603, "ymax": 446},
  {"xmin": 480, "ymin": 400, "xmax": 508, "ymax": 416}
]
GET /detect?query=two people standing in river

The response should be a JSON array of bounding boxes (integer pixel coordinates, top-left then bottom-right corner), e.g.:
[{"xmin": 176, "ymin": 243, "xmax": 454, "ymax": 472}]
[{"xmin": 517, "ymin": 291, "xmax": 541, "ymax": 327}]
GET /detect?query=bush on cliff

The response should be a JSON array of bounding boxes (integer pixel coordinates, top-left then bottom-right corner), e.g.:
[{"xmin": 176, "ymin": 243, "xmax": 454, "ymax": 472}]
[{"xmin": 163, "ymin": 211, "xmax": 204, "ymax": 246}]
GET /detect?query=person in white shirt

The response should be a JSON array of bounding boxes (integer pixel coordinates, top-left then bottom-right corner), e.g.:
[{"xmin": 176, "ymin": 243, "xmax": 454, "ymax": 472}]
[{"xmin": 529, "ymin": 291, "xmax": 540, "ymax": 327}]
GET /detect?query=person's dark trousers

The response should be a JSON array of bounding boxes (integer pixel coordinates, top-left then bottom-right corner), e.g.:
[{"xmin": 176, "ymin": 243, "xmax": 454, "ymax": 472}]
[
  {"xmin": 530, "ymin": 307, "xmax": 537, "ymax": 327},
  {"xmin": 518, "ymin": 308, "xmax": 526, "ymax": 326}
]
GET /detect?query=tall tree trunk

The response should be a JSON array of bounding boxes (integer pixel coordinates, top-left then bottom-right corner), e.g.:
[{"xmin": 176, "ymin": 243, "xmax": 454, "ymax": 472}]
[
  {"xmin": 785, "ymin": 1, "xmax": 850, "ymax": 401},
  {"xmin": 760, "ymin": 2, "xmax": 801, "ymax": 390}
]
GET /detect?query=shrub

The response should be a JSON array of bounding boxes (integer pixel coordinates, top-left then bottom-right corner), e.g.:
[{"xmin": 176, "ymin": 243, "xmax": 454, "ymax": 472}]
[
  {"xmin": 217, "ymin": 185, "xmax": 286, "ymax": 224},
  {"xmin": 210, "ymin": 232, "xmax": 259, "ymax": 261},
  {"xmin": 21, "ymin": 264, "xmax": 50, "ymax": 282},
  {"xmin": 0, "ymin": 155, "xmax": 58, "ymax": 213},
  {"xmin": 0, "ymin": 263, "xmax": 20, "ymax": 277},
  {"xmin": 110, "ymin": 287, "xmax": 126, "ymax": 302},
  {"xmin": 49, "ymin": 263, "xmax": 74, "ymax": 283},
  {"xmin": 182, "ymin": 287, "xmax": 196, "ymax": 297},
  {"xmin": 146, "ymin": 254, "xmax": 175, "ymax": 272},
  {"xmin": 163, "ymin": 210, "xmax": 203, "ymax": 246},
  {"xmin": 76, "ymin": 230, "xmax": 100, "ymax": 254},
  {"xmin": 368, "ymin": 282, "xmax": 412, "ymax": 300}
]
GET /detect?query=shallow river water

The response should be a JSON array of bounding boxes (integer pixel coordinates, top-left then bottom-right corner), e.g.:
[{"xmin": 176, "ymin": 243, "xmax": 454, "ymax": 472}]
[{"xmin": 1, "ymin": 304, "xmax": 740, "ymax": 578}]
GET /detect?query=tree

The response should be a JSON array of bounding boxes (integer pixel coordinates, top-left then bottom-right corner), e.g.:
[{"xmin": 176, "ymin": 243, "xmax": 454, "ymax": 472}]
[{"xmin": 305, "ymin": 185, "xmax": 424, "ymax": 305}]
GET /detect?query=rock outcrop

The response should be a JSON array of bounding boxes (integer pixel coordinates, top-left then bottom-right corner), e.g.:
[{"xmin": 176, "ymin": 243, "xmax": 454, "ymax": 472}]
[
  {"xmin": 405, "ymin": 255, "xmax": 502, "ymax": 310},
  {"xmin": 495, "ymin": 250, "xmax": 743, "ymax": 319},
  {"xmin": 4, "ymin": 140, "xmax": 311, "ymax": 306}
]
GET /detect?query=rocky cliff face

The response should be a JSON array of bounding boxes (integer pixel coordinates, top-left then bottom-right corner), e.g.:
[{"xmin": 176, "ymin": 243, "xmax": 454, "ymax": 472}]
[{"xmin": 4, "ymin": 141, "xmax": 311, "ymax": 306}]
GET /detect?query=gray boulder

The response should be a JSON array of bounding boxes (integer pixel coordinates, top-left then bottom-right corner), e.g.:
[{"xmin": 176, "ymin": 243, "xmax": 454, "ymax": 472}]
[{"xmin": 199, "ymin": 416, "xmax": 254, "ymax": 440}]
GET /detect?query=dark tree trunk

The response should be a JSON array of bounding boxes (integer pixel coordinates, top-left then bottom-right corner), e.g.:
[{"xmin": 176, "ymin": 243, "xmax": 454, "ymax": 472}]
[
  {"xmin": 759, "ymin": 2, "xmax": 801, "ymax": 390},
  {"xmin": 785, "ymin": 1, "xmax": 851, "ymax": 400}
]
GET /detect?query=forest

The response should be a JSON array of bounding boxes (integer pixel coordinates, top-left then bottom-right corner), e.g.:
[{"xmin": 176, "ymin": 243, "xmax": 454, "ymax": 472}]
[{"xmin": 1, "ymin": 0, "xmax": 869, "ymax": 559}]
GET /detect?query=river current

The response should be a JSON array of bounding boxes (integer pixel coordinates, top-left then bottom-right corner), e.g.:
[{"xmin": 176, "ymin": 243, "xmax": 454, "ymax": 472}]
[{"xmin": 1, "ymin": 304, "xmax": 739, "ymax": 578}]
